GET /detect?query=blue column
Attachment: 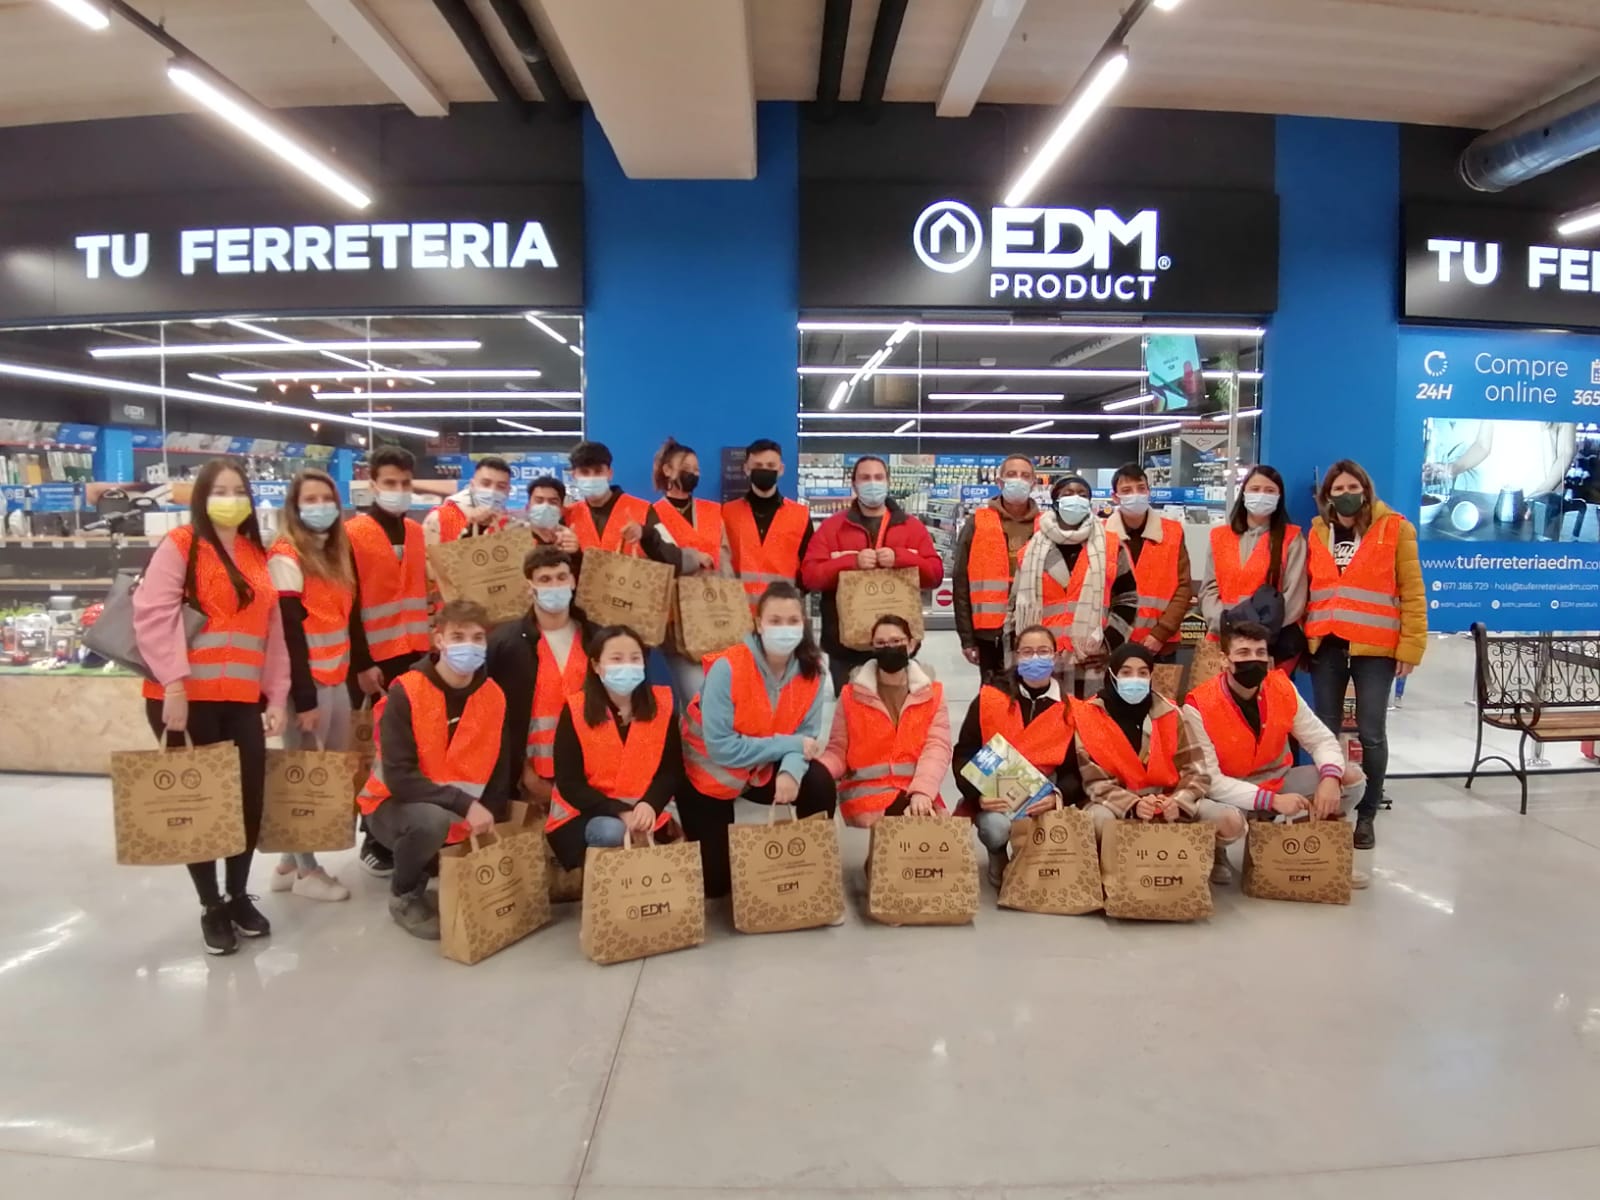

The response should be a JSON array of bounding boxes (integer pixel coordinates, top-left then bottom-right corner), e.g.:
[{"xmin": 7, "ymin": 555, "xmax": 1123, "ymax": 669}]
[
  {"xmin": 331, "ymin": 448, "xmax": 357, "ymax": 506},
  {"xmin": 95, "ymin": 427, "xmax": 134, "ymax": 483},
  {"xmin": 582, "ymin": 103, "xmax": 799, "ymax": 498},
  {"xmin": 1266, "ymin": 117, "xmax": 1400, "ymax": 525}
]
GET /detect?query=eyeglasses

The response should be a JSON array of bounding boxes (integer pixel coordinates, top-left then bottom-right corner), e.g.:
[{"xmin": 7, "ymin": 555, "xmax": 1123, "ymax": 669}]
[{"xmin": 1016, "ymin": 650, "xmax": 1054, "ymax": 661}]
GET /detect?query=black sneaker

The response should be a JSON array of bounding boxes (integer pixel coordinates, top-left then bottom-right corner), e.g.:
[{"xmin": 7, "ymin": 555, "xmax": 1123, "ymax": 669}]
[
  {"xmin": 225, "ymin": 893, "xmax": 272, "ymax": 938},
  {"xmin": 201, "ymin": 902, "xmax": 238, "ymax": 956},
  {"xmin": 1353, "ymin": 814, "xmax": 1376, "ymax": 850},
  {"xmin": 361, "ymin": 835, "xmax": 395, "ymax": 878}
]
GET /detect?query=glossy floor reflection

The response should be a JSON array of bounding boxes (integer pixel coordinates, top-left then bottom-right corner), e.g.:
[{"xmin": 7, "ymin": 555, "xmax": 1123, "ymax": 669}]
[{"xmin": 4, "ymin": 769, "xmax": 1600, "ymax": 1198}]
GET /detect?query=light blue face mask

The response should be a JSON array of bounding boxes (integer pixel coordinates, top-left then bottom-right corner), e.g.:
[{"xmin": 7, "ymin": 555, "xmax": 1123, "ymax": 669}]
[
  {"xmin": 856, "ymin": 480, "xmax": 889, "ymax": 507},
  {"xmin": 1114, "ymin": 676, "xmax": 1151, "ymax": 704},
  {"xmin": 534, "ymin": 585, "xmax": 572, "ymax": 614},
  {"xmin": 761, "ymin": 625, "xmax": 805, "ymax": 656},
  {"xmin": 1016, "ymin": 656, "xmax": 1054, "ymax": 686},
  {"xmin": 526, "ymin": 502, "xmax": 561, "ymax": 529},
  {"xmin": 1118, "ymin": 493, "xmax": 1151, "ymax": 518},
  {"xmin": 1243, "ymin": 492, "xmax": 1280, "ymax": 517},
  {"xmin": 575, "ymin": 475, "xmax": 611, "ymax": 500},
  {"xmin": 471, "ymin": 487, "xmax": 507, "ymax": 512},
  {"xmin": 601, "ymin": 663, "xmax": 646, "ymax": 694},
  {"xmin": 1056, "ymin": 495, "xmax": 1092, "ymax": 526},
  {"xmin": 1001, "ymin": 478, "xmax": 1033, "ymax": 504},
  {"xmin": 298, "ymin": 502, "xmax": 340, "ymax": 532},
  {"xmin": 441, "ymin": 641, "xmax": 486, "ymax": 674}
]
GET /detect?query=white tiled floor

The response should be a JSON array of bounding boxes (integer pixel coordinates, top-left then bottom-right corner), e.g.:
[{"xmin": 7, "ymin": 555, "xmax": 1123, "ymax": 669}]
[{"xmin": 5, "ymin": 766, "xmax": 1600, "ymax": 1197}]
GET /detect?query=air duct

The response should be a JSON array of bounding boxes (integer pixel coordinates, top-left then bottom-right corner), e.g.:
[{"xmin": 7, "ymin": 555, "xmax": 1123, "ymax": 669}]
[{"xmin": 1460, "ymin": 74, "xmax": 1600, "ymax": 192}]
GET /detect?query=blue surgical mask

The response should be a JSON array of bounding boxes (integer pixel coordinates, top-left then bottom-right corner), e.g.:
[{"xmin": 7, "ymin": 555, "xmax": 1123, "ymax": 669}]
[
  {"xmin": 1118, "ymin": 493, "xmax": 1151, "ymax": 518},
  {"xmin": 1243, "ymin": 492, "xmax": 1280, "ymax": 517},
  {"xmin": 1001, "ymin": 478, "xmax": 1033, "ymax": 504},
  {"xmin": 471, "ymin": 487, "xmax": 506, "ymax": 512},
  {"xmin": 1056, "ymin": 495, "xmax": 1092, "ymax": 525},
  {"xmin": 761, "ymin": 625, "xmax": 805, "ymax": 656},
  {"xmin": 575, "ymin": 475, "xmax": 611, "ymax": 501},
  {"xmin": 534, "ymin": 585, "xmax": 572, "ymax": 614},
  {"xmin": 1114, "ymin": 676, "xmax": 1151, "ymax": 704},
  {"xmin": 441, "ymin": 642, "xmax": 486, "ymax": 675},
  {"xmin": 298, "ymin": 502, "xmax": 339, "ymax": 531},
  {"xmin": 601, "ymin": 663, "xmax": 646, "ymax": 694},
  {"xmin": 374, "ymin": 489, "xmax": 411, "ymax": 514},
  {"xmin": 856, "ymin": 480, "xmax": 889, "ymax": 507},
  {"xmin": 526, "ymin": 502, "xmax": 561, "ymax": 529},
  {"xmin": 1016, "ymin": 656, "xmax": 1054, "ymax": 686}
]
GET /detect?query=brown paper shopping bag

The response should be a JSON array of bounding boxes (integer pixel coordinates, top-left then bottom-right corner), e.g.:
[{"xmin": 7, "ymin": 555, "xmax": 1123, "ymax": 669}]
[
  {"xmin": 1099, "ymin": 819, "xmax": 1214, "ymax": 921},
  {"xmin": 999, "ymin": 803, "xmax": 1104, "ymax": 916},
  {"xmin": 426, "ymin": 525, "xmax": 531, "ymax": 625},
  {"xmin": 837, "ymin": 567, "xmax": 925, "ymax": 651},
  {"xmin": 1183, "ymin": 640, "xmax": 1228, "ymax": 700},
  {"xmin": 257, "ymin": 739, "xmax": 361, "ymax": 853},
  {"xmin": 580, "ymin": 831, "xmax": 705, "ymax": 964},
  {"xmin": 350, "ymin": 697, "xmax": 377, "ymax": 793},
  {"xmin": 574, "ymin": 548, "xmax": 674, "ymax": 646},
  {"xmin": 730, "ymin": 808, "xmax": 845, "ymax": 934},
  {"xmin": 438, "ymin": 826, "xmax": 549, "ymax": 965},
  {"xmin": 1242, "ymin": 818, "xmax": 1354, "ymax": 905},
  {"xmin": 110, "ymin": 733, "xmax": 246, "ymax": 865},
  {"xmin": 866, "ymin": 814, "xmax": 980, "ymax": 926},
  {"xmin": 672, "ymin": 575, "xmax": 753, "ymax": 662}
]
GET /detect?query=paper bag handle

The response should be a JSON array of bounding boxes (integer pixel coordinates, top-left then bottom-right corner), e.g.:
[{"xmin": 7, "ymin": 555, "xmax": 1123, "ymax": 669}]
[
  {"xmin": 157, "ymin": 726, "xmax": 195, "ymax": 751},
  {"xmin": 767, "ymin": 803, "xmax": 800, "ymax": 825},
  {"xmin": 625, "ymin": 826, "xmax": 656, "ymax": 848}
]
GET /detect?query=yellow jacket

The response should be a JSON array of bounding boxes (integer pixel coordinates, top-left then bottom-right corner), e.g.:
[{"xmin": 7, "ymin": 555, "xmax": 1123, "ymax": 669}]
[{"xmin": 1308, "ymin": 501, "xmax": 1426, "ymax": 666}]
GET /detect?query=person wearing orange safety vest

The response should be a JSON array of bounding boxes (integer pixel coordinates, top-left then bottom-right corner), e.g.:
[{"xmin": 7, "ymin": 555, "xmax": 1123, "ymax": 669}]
[
  {"xmin": 820, "ymin": 615, "xmax": 951, "ymax": 829},
  {"xmin": 1305, "ymin": 460, "xmax": 1424, "ymax": 854},
  {"xmin": 563, "ymin": 440, "xmax": 686, "ymax": 571},
  {"xmin": 1183, "ymin": 619, "xmax": 1370, "ymax": 889},
  {"xmin": 722, "ymin": 438, "xmax": 813, "ymax": 612},
  {"xmin": 357, "ymin": 600, "xmax": 506, "ymax": 940},
  {"xmin": 133, "ymin": 459, "xmax": 290, "ymax": 956},
  {"xmin": 1199, "ymin": 465, "xmax": 1308, "ymax": 666},
  {"xmin": 547, "ymin": 625, "xmax": 682, "ymax": 871},
  {"xmin": 953, "ymin": 454, "xmax": 1040, "ymax": 680},
  {"xmin": 1104, "ymin": 463, "xmax": 1193, "ymax": 660},
  {"xmin": 676, "ymin": 583, "xmax": 833, "ymax": 898},
  {"xmin": 652, "ymin": 436, "xmax": 734, "ymax": 706}
]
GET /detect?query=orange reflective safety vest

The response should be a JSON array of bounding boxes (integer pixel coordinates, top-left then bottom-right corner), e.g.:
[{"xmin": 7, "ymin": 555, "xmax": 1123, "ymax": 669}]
[
  {"xmin": 723, "ymin": 497, "xmax": 810, "ymax": 608},
  {"xmin": 977, "ymin": 684, "xmax": 1073, "ymax": 775},
  {"xmin": 680, "ymin": 640, "xmax": 822, "ymax": 799},
  {"xmin": 268, "ymin": 539, "xmax": 353, "ymax": 687},
  {"xmin": 1128, "ymin": 517, "xmax": 1185, "ymax": 648},
  {"xmin": 141, "ymin": 526, "xmax": 277, "ymax": 705},
  {"xmin": 1035, "ymin": 528, "xmax": 1121, "ymax": 654},
  {"xmin": 836, "ymin": 680, "xmax": 943, "ymax": 822},
  {"xmin": 1187, "ymin": 671, "xmax": 1296, "ymax": 792},
  {"xmin": 356, "ymin": 669, "xmax": 506, "ymax": 845},
  {"xmin": 547, "ymin": 687, "xmax": 675, "ymax": 834},
  {"xmin": 652, "ymin": 497, "xmax": 724, "ymax": 559},
  {"xmin": 968, "ymin": 505, "xmax": 1036, "ymax": 633},
  {"xmin": 1069, "ymin": 697, "xmax": 1180, "ymax": 793},
  {"xmin": 1209, "ymin": 523, "xmax": 1301, "ymax": 611},
  {"xmin": 434, "ymin": 498, "xmax": 510, "ymax": 543},
  {"xmin": 1306, "ymin": 513, "xmax": 1402, "ymax": 651},
  {"xmin": 564, "ymin": 493, "xmax": 651, "ymax": 558},
  {"xmin": 346, "ymin": 513, "xmax": 430, "ymax": 661},
  {"xmin": 525, "ymin": 630, "xmax": 587, "ymax": 780}
]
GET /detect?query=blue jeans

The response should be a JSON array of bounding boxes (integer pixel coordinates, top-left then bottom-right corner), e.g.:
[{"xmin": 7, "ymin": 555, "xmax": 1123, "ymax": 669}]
[
  {"xmin": 975, "ymin": 811, "xmax": 1011, "ymax": 852},
  {"xmin": 585, "ymin": 815, "xmax": 628, "ymax": 848}
]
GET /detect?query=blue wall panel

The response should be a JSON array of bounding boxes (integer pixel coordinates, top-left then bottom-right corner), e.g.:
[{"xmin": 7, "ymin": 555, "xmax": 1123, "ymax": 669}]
[{"xmin": 582, "ymin": 104, "xmax": 799, "ymax": 498}]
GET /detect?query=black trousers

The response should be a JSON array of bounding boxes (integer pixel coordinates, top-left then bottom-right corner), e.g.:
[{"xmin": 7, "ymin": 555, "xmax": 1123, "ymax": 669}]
[
  {"xmin": 346, "ymin": 651, "xmax": 414, "ymax": 706},
  {"xmin": 676, "ymin": 761, "xmax": 839, "ymax": 898},
  {"xmin": 973, "ymin": 635, "xmax": 1006, "ymax": 684},
  {"xmin": 827, "ymin": 648, "xmax": 870, "ymax": 697},
  {"xmin": 1309, "ymin": 637, "xmax": 1395, "ymax": 818},
  {"xmin": 145, "ymin": 698, "xmax": 266, "ymax": 907}
]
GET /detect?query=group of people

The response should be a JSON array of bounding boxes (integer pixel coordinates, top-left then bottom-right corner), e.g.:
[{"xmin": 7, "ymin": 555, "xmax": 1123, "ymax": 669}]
[{"xmin": 130, "ymin": 435, "xmax": 1426, "ymax": 955}]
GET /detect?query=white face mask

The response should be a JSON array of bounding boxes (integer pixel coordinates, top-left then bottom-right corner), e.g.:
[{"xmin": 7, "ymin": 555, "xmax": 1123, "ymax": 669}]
[
  {"xmin": 374, "ymin": 489, "xmax": 411, "ymax": 515},
  {"xmin": 1118, "ymin": 493, "xmax": 1151, "ymax": 518},
  {"xmin": 1243, "ymin": 492, "xmax": 1279, "ymax": 517},
  {"xmin": 1056, "ymin": 495, "xmax": 1092, "ymax": 526}
]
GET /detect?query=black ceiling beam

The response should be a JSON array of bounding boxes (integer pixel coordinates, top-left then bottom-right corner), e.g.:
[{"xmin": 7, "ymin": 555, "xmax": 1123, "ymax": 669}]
[
  {"xmin": 429, "ymin": 0, "xmax": 531, "ymax": 116},
  {"xmin": 813, "ymin": 0, "xmax": 852, "ymax": 121},
  {"xmin": 484, "ymin": 0, "xmax": 577, "ymax": 120},
  {"xmin": 859, "ymin": 0, "xmax": 908, "ymax": 119}
]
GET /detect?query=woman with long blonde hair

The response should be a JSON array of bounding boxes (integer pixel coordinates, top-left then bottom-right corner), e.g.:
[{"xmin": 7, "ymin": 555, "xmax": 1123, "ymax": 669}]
[{"xmin": 266, "ymin": 469, "xmax": 370, "ymax": 900}]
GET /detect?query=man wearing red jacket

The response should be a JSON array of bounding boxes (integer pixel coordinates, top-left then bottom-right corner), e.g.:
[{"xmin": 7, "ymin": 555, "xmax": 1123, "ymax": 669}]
[{"xmin": 802, "ymin": 455, "xmax": 944, "ymax": 695}]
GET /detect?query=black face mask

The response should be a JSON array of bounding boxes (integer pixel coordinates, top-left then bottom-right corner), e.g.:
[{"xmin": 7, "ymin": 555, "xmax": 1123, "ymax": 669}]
[
  {"xmin": 749, "ymin": 468, "xmax": 779, "ymax": 492},
  {"xmin": 874, "ymin": 646, "xmax": 910, "ymax": 675},
  {"xmin": 677, "ymin": 471, "xmax": 700, "ymax": 495},
  {"xmin": 1230, "ymin": 660, "xmax": 1270, "ymax": 690}
]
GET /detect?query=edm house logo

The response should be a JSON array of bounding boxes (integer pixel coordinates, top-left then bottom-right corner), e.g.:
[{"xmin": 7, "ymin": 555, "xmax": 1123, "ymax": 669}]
[{"xmin": 912, "ymin": 199, "xmax": 1165, "ymax": 302}]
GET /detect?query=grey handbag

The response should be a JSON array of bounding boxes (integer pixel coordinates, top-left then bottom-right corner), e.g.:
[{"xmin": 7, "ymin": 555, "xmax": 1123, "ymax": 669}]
[{"xmin": 84, "ymin": 536, "xmax": 206, "ymax": 680}]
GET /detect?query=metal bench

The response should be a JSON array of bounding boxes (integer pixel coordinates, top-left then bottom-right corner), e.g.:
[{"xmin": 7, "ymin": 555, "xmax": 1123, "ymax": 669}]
[{"xmin": 1468, "ymin": 623, "xmax": 1600, "ymax": 813}]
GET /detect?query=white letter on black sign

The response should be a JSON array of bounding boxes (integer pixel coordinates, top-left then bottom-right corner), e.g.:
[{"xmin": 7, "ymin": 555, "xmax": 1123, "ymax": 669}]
[
  {"xmin": 181, "ymin": 230, "xmax": 216, "ymax": 276},
  {"xmin": 509, "ymin": 222, "xmax": 557, "ymax": 269},
  {"xmin": 75, "ymin": 234, "xmax": 110, "ymax": 279},
  {"xmin": 1462, "ymin": 241, "xmax": 1499, "ymax": 285},
  {"xmin": 1427, "ymin": 238, "xmax": 1461, "ymax": 283},
  {"xmin": 370, "ymin": 224, "xmax": 408, "ymax": 269},
  {"xmin": 449, "ymin": 223, "xmax": 491, "ymax": 269}
]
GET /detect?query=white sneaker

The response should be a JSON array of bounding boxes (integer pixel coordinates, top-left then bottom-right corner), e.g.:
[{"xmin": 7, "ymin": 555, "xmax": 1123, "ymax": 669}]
[
  {"xmin": 292, "ymin": 869, "xmax": 351, "ymax": 902},
  {"xmin": 269, "ymin": 865, "xmax": 296, "ymax": 893},
  {"xmin": 1350, "ymin": 867, "xmax": 1371, "ymax": 890}
]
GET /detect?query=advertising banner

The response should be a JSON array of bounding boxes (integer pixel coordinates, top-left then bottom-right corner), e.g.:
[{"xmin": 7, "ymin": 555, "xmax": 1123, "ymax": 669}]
[{"xmin": 1396, "ymin": 326, "xmax": 1600, "ymax": 631}]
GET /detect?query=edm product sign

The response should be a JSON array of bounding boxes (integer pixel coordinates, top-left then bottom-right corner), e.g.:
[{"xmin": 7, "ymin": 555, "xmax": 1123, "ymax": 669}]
[{"xmin": 1397, "ymin": 326, "xmax": 1600, "ymax": 632}]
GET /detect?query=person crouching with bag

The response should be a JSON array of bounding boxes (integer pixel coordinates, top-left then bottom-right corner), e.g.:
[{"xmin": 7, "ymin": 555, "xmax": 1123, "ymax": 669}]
[
  {"xmin": 547, "ymin": 624, "xmax": 681, "ymax": 870},
  {"xmin": 356, "ymin": 600, "xmax": 506, "ymax": 940}
]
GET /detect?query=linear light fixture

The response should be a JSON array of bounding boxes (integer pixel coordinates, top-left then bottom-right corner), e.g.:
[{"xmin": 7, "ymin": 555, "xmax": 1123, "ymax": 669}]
[
  {"xmin": 892, "ymin": 419, "xmax": 916, "ymax": 434},
  {"xmin": 523, "ymin": 314, "xmax": 569, "ymax": 345},
  {"xmin": 343, "ymin": 410, "xmax": 578, "ymax": 419},
  {"xmin": 800, "ymin": 431, "xmax": 1100, "ymax": 442},
  {"xmin": 1211, "ymin": 407, "xmax": 1262, "ymax": 421},
  {"xmin": 1011, "ymin": 420, "xmax": 1054, "ymax": 435},
  {"xmin": 1556, "ymin": 202, "xmax": 1600, "ymax": 238},
  {"xmin": 47, "ymin": 0, "xmax": 110, "ymax": 30},
  {"xmin": 1109, "ymin": 420, "xmax": 1184, "ymax": 440},
  {"xmin": 926, "ymin": 392, "xmax": 1067, "ymax": 402},
  {"xmin": 1003, "ymin": 43, "xmax": 1130, "ymax": 207},
  {"xmin": 313, "ymin": 390, "xmax": 582, "ymax": 403},
  {"xmin": 0, "ymin": 359, "xmax": 435, "ymax": 437},
  {"xmin": 89, "ymin": 339, "xmax": 480, "ymax": 359},
  {"xmin": 800, "ymin": 411, "xmax": 1173, "ymax": 423},
  {"xmin": 217, "ymin": 368, "xmax": 545, "ymax": 382},
  {"xmin": 800, "ymin": 322, "xmax": 1265, "ymax": 339},
  {"xmin": 187, "ymin": 372, "xmax": 257, "ymax": 394},
  {"xmin": 497, "ymin": 418, "xmax": 546, "ymax": 433},
  {"xmin": 826, "ymin": 382, "xmax": 850, "ymax": 411},
  {"xmin": 800, "ymin": 366, "xmax": 1263, "ymax": 382},
  {"xmin": 223, "ymin": 318, "xmax": 431, "ymax": 383},
  {"xmin": 167, "ymin": 62, "xmax": 371, "ymax": 209},
  {"xmin": 1153, "ymin": 0, "xmax": 1184, "ymax": 10},
  {"xmin": 462, "ymin": 430, "xmax": 570, "ymax": 438},
  {"xmin": 1103, "ymin": 393, "xmax": 1155, "ymax": 411}
]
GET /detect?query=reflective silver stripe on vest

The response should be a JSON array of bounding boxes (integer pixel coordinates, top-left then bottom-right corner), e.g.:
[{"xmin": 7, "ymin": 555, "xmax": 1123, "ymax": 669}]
[
  {"xmin": 1335, "ymin": 585, "xmax": 1398, "ymax": 607},
  {"xmin": 1135, "ymin": 592, "xmax": 1168, "ymax": 613},
  {"xmin": 191, "ymin": 632, "xmax": 267, "ymax": 652},
  {"xmin": 442, "ymin": 779, "xmax": 487, "ymax": 798},
  {"xmin": 1323, "ymin": 607, "xmax": 1401, "ymax": 633},
  {"xmin": 305, "ymin": 629, "xmax": 347, "ymax": 648},
  {"xmin": 681, "ymin": 712, "xmax": 749, "ymax": 793},
  {"xmin": 1309, "ymin": 587, "xmax": 1337, "ymax": 604},
  {"xmin": 189, "ymin": 661, "xmax": 265, "ymax": 682},
  {"xmin": 526, "ymin": 715, "xmax": 559, "ymax": 743},
  {"xmin": 361, "ymin": 599, "xmax": 406, "ymax": 621},
  {"xmin": 970, "ymin": 600, "xmax": 1009, "ymax": 616},
  {"xmin": 1040, "ymin": 602, "xmax": 1070, "ymax": 621},
  {"xmin": 839, "ymin": 763, "xmax": 916, "ymax": 792}
]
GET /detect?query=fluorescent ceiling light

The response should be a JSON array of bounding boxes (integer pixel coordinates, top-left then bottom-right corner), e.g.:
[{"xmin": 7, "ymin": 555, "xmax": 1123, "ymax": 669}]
[
  {"xmin": 313, "ymin": 391, "xmax": 582, "ymax": 403},
  {"xmin": 0, "ymin": 359, "xmax": 435, "ymax": 437},
  {"xmin": 1103, "ymin": 393, "xmax": 1155, "ymax": 411},
  {"xmin": 800, "ymin": 411, "xmax": 1165, "ymax": 423},
  {"xmin": 927, "ymin": 392, "xmax": 1066, "ymax": 401},
  {"xmin": 886, "ymin": 321, "xmax": 915, "ymax": 346},
  {"xmin": 47, "ymin": 0, "xmax": 109, "ymax": 30},
  {"xmin": 800, "ymin": 321, "xmax": 1264, "ymax": 339},
  {"xmin": 523, "ymin": 314, "xmax": 570, "ymax": 346},
  {"xmin": 462, "ymin": 430, "xmax": 568, "ymax": 438},
  {"xmin": 217, "ymin": 368, "xmax": 545, "ymax": 382},
  {"xmin": 568, "ymin": 344, "xmax": 584, "ymax": 358},
  {"xmin": 1153, "ymin": 0, "xmax": 1184, "ymax": 10},
  {"xmin": 344, "ymin": 410, "xmax": 577, "ymax": 419},
  {"xmin": 222, "ymin": 318, "xmax": 429, "ymax": 382},
  {"xmin": 801, "ymin": 431, "xmax": 1099, "ymax": 442},
  {"xmin": 801, "ymin": 366, "xmax": 1149, "ymax": 379},
  {"xmin": 1011, "ymin": 420, "xmax": 1054, "ymax": 435},
  {"xmin": 167, "ymin": 63, "xmax": 372, "ymax": 210},
  {"xmin": 497, "ymin": 418, "xmax": 545, "ymax": 433},
  {"xmin": 1003, "ymin": 44, "xmax": 1130, "ymax": 208},
  {"xmin": 1210, "ymin": 407, "xmax": 1262, "ymax": 421},
  {"xmin": 187, "ymin": 372, "xmax": 257, "ymax": 394},
  {"xmin": 89, "ymin": 339, "xmax": 480, "ymax": 359},
  {"xmin": 1109, "ymin": 420, "xmax": 1184, "ymax": 440},
  {"xmin": 1204, "ymin": 371, "xmax": 1264, "ymax": 381},
  {"xmin": 1556, "ymin": 202, "xmax": 1600, "ymax": 238},
  {"xmin": 893, "ymin": 419, "xmax": 916, "ymax": 434},
  {"xmin": 827, "ymin": 382, "xmax": 850, "ymax": 411}
]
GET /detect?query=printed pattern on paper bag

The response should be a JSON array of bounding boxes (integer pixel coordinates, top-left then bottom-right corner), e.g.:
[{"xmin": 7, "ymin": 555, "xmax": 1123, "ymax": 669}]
[
  {"xmin": 1099, "ymin": 820, "xmax": 1214, "ymax": 922},
  {"xmin": 999, "ymin": 807, "xmax": 1104, "ymax": 915},
  {"xmin": 837, "ymin": 567, "xmax": 925, "ymax": 651},
  {"xmin": 1242, "ymin": 819, "xmax": 1354, "ymax": 905},
  {"xmin": 574, "ymin": 548, "xmax": 675, "ymax": 646},
  {"xmin": 350, "ymin": 703, "xmax": 376, "ymax": 794},
  {"xmin": 866, "ymin": 814, "xmax": 980, "ymax": 926},
  {"xmin": 730, "ymin": 813, "xmax": 846, "ymax": 934},
  {"xmin": 673, "ymin": 576, "xmax": 753, "ymax": 663},
  {"xmin": 580, "ymin": 839, "xmax": 705, "ymax": 964},
  {"xmin": 110, "ymin": 740, "xmax": 246, "ymax": 865},
  {"xmin": 426, "ymin": 526, "xmax": 533, "ymax": 625},
  {"xmin": 257, "ymin": 747, "xmax": 361, "ymax": 853},
  {"xmin": 438, "ymin": 827, "xmax": 549, "ymax": 965}
]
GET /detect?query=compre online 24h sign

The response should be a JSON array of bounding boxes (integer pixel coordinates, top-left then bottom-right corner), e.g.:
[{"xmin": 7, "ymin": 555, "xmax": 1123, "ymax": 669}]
[{"xmin": 912, "ymin": 200, "xmax": 1168, "ymax": 303}]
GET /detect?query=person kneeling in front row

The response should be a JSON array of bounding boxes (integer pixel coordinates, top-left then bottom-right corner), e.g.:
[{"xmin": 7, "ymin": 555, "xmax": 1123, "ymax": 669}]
[
  {"xmin": 1182, "ymin": 619, "xmax": 1368, "ymax": 889},
  {"xmin": 1072, "ymin": 642, "xmax": 1243, "ymax": 873},
  {"xmin": 356, "ymin": 600, "xmax": 507, "ymax": 940},
  {"xmin": 547, "ymin": 625, "xmax": 681, "ymax": 869}
]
